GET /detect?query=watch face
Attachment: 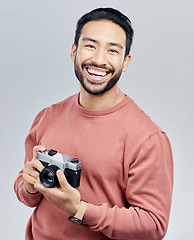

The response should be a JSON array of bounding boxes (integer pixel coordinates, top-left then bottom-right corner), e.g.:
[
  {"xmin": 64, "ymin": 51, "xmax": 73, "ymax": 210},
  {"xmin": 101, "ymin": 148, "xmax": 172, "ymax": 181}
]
[{"xmin": 67, "ymin": 216, "xmax": 83, "ymax": 225}]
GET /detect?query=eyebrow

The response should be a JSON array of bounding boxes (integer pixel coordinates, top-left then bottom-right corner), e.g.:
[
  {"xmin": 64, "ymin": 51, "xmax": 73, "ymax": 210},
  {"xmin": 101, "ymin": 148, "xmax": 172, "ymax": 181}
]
[
  {"xmin": 82, "ymin": 37, "xmax": 123, "ymax": 50},
  {"xmin": 108, "ymin": 42, "xmax": 123, "ymax": 50},
  {"xmin": 82, "ymin": 37, "xmax": 97, "ymax": 43}
]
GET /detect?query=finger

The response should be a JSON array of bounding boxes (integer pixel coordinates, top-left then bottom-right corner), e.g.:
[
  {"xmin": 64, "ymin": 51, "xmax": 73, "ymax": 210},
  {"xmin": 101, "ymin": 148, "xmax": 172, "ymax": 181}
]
[
  {"xmin": 56, "ymin": 170, "xmax": 70, "ymax": 189},
  {"xmin": 23, "ymin": 172, "xmax": 36, "ymax": 185},
  {"xmin": 32, "ymin": 158, "xmax": 45, "ymax": 172},
  {"xmin": 23, "ymin": 167, "xmax": 39, "ymax": 180},
  {"xmin": 34, "ymin": 178, "xmax": 46, "ymax": 193},
  {"xmin": 33, "ymin": 145, "xmax": 46, "ymax": 159},
  {"xmin": 34, "ymin": 178, "xmax": 54, "ymax": 198}
]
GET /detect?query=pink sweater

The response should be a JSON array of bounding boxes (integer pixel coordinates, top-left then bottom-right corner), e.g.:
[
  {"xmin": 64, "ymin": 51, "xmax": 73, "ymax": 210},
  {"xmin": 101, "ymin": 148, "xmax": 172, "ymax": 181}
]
[{"xmin": 14, "ymin": 94, "xmax": 173, "ymax": 240}]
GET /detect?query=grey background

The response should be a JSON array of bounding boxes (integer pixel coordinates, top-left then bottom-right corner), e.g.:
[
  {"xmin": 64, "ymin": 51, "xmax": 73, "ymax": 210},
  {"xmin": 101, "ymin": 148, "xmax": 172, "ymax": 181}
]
[{"xmin": 0, "ymin": 0, "xmax": 193, "ymax": 239}]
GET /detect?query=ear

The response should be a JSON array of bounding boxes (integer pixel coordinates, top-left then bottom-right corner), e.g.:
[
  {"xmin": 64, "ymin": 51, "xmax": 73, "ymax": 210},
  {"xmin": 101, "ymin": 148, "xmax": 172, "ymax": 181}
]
[
  {"xmin": 71, "ymin": 44, "xmax": 77, "ymax": 62},
  {"xmin": 122, "ymin": 54, "xmax": 131, "ymax": 72}
]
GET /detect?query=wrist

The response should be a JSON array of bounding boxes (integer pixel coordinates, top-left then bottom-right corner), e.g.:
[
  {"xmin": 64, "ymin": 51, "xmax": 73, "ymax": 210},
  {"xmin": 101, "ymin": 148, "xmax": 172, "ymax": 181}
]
[
  {"xmin": 26, "ymin": 190, "xmax": 39, "ymax": 195},
  {"xmin": 68, "ymin": 200, "xmax": 88, "ymax": 224},
  {"xmin": 24, "ymin": 183, "xmax": 39, "ymax": 195}
]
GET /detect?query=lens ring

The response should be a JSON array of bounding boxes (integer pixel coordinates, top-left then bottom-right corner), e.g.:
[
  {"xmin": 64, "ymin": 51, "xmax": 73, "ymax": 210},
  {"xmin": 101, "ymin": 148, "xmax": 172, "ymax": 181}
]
[{"xmin": 40, "ymin": 165, "xmax": 59, "ymax": 187}]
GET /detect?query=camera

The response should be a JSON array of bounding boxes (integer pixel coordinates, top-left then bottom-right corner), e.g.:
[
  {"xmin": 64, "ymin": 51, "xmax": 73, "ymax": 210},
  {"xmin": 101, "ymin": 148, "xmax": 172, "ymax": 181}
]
[{"xmin": 37, "ymin": 149, "xmax": 81, "ymax": 188}]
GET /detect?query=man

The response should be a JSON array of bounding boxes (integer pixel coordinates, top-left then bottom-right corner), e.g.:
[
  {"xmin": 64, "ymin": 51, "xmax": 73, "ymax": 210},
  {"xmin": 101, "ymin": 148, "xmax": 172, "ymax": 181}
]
[{"xmin": 14, "ymin": 8, "xmax": 173, "ymax": 240}]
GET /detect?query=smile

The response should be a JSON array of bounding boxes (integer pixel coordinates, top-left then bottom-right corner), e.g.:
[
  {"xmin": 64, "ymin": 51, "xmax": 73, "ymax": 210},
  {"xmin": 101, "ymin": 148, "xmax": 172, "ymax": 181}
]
[{"xmin": 87, "ymin": 67, "xmax": 108, "ymax": 77}]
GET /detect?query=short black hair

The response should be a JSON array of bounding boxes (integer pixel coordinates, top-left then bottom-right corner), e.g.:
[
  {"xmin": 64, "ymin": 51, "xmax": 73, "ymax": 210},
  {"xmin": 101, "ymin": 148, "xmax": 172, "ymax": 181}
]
[{"xmin": 74, "ymin": 8, "xmax": 134, "ymax": 57}]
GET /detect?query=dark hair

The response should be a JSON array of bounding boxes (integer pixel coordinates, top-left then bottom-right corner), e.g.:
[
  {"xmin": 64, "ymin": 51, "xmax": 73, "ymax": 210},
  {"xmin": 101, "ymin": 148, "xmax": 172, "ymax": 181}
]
[{"xmin": 74, "ymin": 8, "xmax": 134, "ymax": 57}]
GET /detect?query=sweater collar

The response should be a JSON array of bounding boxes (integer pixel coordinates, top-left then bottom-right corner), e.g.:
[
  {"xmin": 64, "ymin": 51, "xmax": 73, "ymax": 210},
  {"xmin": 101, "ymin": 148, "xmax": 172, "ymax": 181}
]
[{"xmin": 75, "ymin": 93, "xmax": 131, "ymax": 116}]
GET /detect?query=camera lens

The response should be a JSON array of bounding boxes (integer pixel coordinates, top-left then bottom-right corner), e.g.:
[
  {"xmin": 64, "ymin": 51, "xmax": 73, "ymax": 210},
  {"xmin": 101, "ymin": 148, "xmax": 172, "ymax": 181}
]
[
  {"xmin": 42, "ymin": 171, "xmax": 54, "ymax": 184},
  {"xmin": 40, "ymin": 165, "xmax": 60, "ymax": 188}
]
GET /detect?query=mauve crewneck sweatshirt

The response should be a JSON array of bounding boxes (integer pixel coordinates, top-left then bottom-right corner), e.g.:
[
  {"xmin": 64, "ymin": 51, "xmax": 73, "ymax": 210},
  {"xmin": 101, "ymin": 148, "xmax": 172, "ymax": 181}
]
[{"xmin": 14, "ymin": 94, "xmax": 173, "ymax": 240}]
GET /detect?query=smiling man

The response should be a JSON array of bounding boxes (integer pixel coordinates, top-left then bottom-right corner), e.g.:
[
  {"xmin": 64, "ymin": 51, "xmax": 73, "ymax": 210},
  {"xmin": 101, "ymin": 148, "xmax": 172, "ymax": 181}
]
[
  {"xmin": 72, "ymin": 20, "xmax": 130, "ymax": 99},
  {"xmin": 14, "ymin": 8, "xmax": 173, "ymax": 240}
]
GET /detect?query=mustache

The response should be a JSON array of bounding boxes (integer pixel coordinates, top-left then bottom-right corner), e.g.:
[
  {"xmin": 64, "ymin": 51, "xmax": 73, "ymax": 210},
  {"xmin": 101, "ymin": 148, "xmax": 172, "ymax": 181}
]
[{"xmin": 82, "ymin": 62, "xmax": 114, "ymax": 74}]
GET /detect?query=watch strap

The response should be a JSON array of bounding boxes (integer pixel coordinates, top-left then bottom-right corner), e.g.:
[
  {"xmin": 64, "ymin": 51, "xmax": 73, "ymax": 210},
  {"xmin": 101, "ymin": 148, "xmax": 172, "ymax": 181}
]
[{"xmin": 67, "ymin": 200, "xmax": 87, "ymax": 224}]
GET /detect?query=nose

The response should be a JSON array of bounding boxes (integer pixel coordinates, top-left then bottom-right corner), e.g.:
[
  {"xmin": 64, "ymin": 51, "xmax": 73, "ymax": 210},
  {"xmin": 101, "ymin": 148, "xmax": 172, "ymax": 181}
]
[{"xmin": 92, "ymin": 48, "xmax": 107, "ymax": 66}]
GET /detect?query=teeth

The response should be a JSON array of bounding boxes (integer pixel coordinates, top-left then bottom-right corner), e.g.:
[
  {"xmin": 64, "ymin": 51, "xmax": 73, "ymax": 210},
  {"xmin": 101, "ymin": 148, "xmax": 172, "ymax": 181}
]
[{"xmin": 87, "ymin": 68, "xmax": 107, "ymax": 77}]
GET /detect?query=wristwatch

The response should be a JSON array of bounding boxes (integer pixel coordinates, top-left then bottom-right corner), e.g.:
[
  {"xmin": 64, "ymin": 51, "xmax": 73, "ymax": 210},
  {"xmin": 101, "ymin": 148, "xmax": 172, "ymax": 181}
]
[{"xmin": 67, "ymin": 200, "xmax": 88, "ymax": 225}]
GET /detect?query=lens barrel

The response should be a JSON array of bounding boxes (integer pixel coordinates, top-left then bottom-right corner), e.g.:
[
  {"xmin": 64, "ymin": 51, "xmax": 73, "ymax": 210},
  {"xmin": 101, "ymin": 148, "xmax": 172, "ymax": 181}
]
[{"xmin": 40, "ymin": 165, "xmax": 60, "ymax": 187}]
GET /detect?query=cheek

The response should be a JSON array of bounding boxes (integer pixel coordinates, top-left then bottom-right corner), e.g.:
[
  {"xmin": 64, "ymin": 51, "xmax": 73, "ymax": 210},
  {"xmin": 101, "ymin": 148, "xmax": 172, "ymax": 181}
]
[
  {"xmin": 74, "ymin": 55, "xmax": 84, "ymax": 70},
  {"xmin": 110, "ymin": 58, "xmax": 124, "ymax": 72},
  {"xmin": 78, "ymin": 49, "xmax": 93, "ymax": 63}
]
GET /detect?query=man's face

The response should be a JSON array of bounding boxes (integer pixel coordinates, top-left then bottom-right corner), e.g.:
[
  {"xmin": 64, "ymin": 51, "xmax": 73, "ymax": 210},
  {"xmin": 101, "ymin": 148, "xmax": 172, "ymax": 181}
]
[{"xmin": 71, "ymin": 20, "xmax": 131, "ymax": 95}]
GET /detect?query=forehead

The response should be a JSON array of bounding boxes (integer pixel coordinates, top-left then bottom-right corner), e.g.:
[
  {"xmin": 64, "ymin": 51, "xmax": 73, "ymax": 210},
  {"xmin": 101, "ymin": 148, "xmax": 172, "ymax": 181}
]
[{"xmin": 79, "ymin": 20, "xmax": 126, "ymax": 48}]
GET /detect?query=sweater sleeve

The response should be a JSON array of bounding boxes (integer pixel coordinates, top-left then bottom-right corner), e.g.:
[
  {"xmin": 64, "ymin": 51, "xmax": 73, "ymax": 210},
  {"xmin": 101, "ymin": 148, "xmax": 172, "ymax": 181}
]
[
  {"xmin": 83, "ymin": 132, "xmax": 173, "ymax": 240},
  {"xmin": 14, "ymin": 109, "xmax": 46, "ymax": 207}
]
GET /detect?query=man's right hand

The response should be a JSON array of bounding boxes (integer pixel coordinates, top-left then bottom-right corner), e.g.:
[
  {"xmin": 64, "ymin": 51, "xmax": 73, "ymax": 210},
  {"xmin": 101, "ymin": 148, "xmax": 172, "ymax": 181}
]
[{"xmin": 22, "ymin": 145, "xmax": 46, "ymax": 194}]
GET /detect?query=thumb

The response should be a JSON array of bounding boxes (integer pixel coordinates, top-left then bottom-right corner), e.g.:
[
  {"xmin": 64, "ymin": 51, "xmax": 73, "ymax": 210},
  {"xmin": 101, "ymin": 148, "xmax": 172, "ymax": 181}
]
[
  {"xmin": 33, "ymin": 145, "xmax": 46, "ymax": 159},
  {"xmin": 57, "ymin": 170, "xmax": 70, "ymax": 189}
]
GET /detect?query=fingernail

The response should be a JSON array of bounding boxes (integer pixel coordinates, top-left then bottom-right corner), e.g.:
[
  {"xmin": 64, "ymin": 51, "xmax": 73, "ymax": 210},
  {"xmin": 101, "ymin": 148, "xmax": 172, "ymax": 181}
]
[{"xmin": 57, "ymin": 170, "xmax": 63, "ymax": 175}]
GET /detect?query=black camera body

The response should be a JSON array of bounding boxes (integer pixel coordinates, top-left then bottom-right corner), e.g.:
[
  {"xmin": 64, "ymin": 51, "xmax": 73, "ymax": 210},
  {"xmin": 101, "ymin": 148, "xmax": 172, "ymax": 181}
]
[{"xmin": 37, "ymin": 149, "xmax": 81, "ymax": 188}]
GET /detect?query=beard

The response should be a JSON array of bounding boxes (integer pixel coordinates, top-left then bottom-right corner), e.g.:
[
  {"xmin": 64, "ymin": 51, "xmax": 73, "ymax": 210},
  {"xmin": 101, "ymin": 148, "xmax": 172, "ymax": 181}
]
[{"xmin": 74, "ymin": 59, "xmax": 123, "ymax": 96}]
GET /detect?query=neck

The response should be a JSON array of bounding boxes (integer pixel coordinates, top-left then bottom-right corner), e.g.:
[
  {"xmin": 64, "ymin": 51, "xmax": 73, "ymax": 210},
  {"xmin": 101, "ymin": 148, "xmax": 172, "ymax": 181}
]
[{"xmin": 79, "ymin": 84, "xmax": 125, "ymax": 110}]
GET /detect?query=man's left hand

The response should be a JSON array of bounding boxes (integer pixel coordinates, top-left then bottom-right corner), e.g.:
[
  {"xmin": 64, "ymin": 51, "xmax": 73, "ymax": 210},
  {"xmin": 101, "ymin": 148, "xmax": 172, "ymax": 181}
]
[{"xmin": 34, "ymin": 169, "xmax": 81, "ymax": 216}]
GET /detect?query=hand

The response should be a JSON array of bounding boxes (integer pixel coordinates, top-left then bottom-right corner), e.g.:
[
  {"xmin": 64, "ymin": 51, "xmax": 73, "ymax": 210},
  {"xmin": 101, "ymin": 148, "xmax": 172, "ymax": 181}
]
[
  {"xmin": 34, "ymin": 169, "xmax": 81, "ymax": 216},
  {"xmin": 22, "ymin": 145, "xmax": 46, "ymax": 194}
]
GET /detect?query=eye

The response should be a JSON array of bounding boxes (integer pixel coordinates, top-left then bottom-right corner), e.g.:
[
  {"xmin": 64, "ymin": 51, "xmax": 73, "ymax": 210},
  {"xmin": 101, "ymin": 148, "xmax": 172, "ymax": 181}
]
[
  {"xmin": 85, "ymin": 44, "xmax": 95, "ymax": 49},
  {"xmin": 109, "ymin": 49, "xmax": 119, "ymax": 54}
]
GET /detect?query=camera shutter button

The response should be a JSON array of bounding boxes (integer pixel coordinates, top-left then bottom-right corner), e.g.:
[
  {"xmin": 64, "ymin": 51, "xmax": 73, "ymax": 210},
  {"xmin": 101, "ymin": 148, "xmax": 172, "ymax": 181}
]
[
  {"xmin": 48, "ymin": 149, "xmax": 57, "ymax": 156},
  {"xmin": 71, "ymin": 158, "xmax": 79, "ymax": 163}
]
